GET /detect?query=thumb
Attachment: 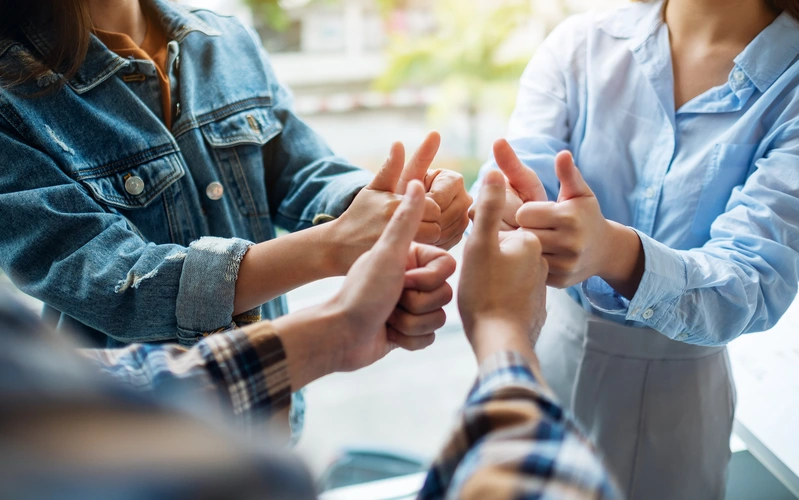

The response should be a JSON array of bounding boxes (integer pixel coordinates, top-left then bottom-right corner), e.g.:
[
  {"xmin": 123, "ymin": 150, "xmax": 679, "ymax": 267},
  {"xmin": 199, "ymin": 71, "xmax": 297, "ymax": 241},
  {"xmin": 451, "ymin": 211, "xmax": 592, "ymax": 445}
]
[
  {"xmin": 555, "ymin": 151, "xmax": 591, "ymax": 201},
  {"xmin": 368, "ymin": 142, "xmax": 406, "ymax": 192},
  {"xmin": 373, "ymin": 180, "xmax": 426, "ymax": 260},
  {"xmin": 470, "ymin": 170, "xmax": 505, "ymax": 248},
  {"xmin": 396, "ymin": 131, "xmax": 441, "ymax": 194},
  {"xmin": 494, "ymin": 139, "xmax": 547, "ymax": 202}
]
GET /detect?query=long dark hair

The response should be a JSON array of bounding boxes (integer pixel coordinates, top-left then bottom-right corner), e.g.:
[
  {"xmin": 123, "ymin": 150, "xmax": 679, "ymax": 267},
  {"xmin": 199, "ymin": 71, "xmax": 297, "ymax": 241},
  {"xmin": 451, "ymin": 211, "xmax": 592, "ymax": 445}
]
[
  {"xmin": 769, "ymin": 0, "xmax": 799, "ymax": 18},
  {"xmin": 0, "ymin": 0, "xmax": 92, "ymax": 91}
]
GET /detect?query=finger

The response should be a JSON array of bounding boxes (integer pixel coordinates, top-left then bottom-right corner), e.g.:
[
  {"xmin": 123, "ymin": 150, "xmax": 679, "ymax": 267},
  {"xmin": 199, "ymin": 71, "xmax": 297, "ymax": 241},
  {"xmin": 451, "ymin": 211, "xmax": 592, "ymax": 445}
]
[
  {"xmin": 388, "ymin": 308, "xmax": 447, "ymax": 337},
  {"xmin": 494, "ymin": 139, "xmax": 548, "ymax": 202},
  {"xmin": 387, "ymin": 330, "xmax": 436, "ymax": 352},
  {"xmin": 399, "ymin": 285, "xmax": 454, "ymax": 315},
  {"xmin": 515, "ymin": 201, "xmax": 560, "ymax": 229},
  {"xmin": 427, "ymin": 170, "xmax": 466, "ymax": 211},
  {"xmin": 437, "ymin": 199, "xmax": 470, "ymax": 245},
  {"xmin": 470, "ymin": 169, "xmax": 506, "ymax": 246},
  {"xmin": 397, "ymin": 131, "xmax": 442, "ymax": 194},
  {"xmin": 555, "ymin": 151, "xmax": 591, "ymax": 201},
  {"xmin": 388, "ymin": 308, "xmax": 447, "ymax": 336},
  {"xmin": 525, "ymin": 229, "xmax": 572, "ymax": 255},
  {"xmin": 405, "ymin": 254, "xmax": 457, "ymax": 291},
  {"xmin": 368, "ymin": 142, "xmax": 406, "ymax": 192},
  {"xmin": 437, "ymin": 234, "xmax": 463, "ymax": 251},
  {"xmin": 423, "ymin": 197, "xmax": 442, "ymax": 223},
  {"xmin": 375, "ymin": 180, "xmax": 426, "ymax": 259},
  {"xmin": 415, "ymin": 222, "xmax": 442, "ymax": 245}
]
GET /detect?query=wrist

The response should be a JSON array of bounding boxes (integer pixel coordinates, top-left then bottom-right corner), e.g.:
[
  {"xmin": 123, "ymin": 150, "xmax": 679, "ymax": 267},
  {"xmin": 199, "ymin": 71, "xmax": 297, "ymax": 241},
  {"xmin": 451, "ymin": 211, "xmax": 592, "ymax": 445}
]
[
  {"xmin": 466, "ymin": 316, "xmax": 540, "ymax": 367},
  {"xmin": 273, "ymin": 304, "xmax": 348, "ymax": 390},
  {"xmin": 598, "ymin": 221, "xmax": 645, "ymax": 299},
  {"xmin": 314, "ymin": 220, "xmax": 348, "ymax": 276}
]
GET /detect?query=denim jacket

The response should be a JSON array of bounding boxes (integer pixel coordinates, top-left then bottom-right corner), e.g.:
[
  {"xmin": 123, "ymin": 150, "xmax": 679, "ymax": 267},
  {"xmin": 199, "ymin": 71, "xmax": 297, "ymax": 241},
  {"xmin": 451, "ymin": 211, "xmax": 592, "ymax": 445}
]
[{"xmin": 0, "ymin": 0, "xmax": 372, "ymax": 348}]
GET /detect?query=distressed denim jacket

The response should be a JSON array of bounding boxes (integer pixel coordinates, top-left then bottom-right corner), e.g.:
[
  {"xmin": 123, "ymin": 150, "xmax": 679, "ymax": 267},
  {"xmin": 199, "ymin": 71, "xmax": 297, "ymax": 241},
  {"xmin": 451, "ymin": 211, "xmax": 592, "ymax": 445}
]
[{"xmin": 0, "ymin": 0, "xmax": 372, "ymax": 349}]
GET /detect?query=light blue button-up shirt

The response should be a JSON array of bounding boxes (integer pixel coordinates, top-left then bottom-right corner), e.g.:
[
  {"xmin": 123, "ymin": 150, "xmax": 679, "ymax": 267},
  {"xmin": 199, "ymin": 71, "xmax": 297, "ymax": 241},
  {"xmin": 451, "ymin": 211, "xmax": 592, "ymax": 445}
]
[{"xmin": 473, "ymin": 1, "xmax": 799, "ymax": 346}]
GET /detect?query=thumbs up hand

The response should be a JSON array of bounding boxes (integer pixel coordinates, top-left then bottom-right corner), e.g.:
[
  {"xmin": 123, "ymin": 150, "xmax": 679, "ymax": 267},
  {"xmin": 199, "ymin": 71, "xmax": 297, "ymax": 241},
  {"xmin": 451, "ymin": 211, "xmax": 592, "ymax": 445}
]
[
  {"xmin": 515, "ymin": 151, "xmax": 621, "ymax": 289},
  {"xmin": 469, "ymin": 139, "xmax": 549, "ymax": 231},
  {"xmin": 330, "ymin": 133, "xmax": 443, "ymax": 275}
]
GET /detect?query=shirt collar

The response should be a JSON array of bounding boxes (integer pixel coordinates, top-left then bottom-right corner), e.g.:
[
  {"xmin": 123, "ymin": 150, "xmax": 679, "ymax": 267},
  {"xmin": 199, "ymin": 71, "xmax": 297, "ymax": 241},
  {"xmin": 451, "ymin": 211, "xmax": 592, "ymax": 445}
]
[
  {"xmin": 599, "ymin": 2, "xmax": 799, "ymax": 94},
  {"xmin": 20, "ymin": 0, "xmax": 220, "ymax": 94},
  {"xmin": 597, "ymin": 1, "xmax": 665, "ymax": 50},
  {"xmin": 734, "ymin": 12, "xmax": 799, "ymax": 93}
]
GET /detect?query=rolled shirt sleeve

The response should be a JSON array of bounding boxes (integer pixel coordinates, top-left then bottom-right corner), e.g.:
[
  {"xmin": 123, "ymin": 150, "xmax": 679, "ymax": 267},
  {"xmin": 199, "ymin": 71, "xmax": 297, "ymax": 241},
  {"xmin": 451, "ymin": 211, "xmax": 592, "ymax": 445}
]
[{"xmin": 176, "ymin": 237, "xmax": 254, "ymax": 341}]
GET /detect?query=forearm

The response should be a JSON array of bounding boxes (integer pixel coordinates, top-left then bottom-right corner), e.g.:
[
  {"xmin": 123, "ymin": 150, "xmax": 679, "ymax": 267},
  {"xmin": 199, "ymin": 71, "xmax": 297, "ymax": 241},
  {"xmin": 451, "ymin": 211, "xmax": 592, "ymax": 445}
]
[
  {"xmin": 469, "ymin": 317, "xmax": 544, "ymax": 381},
  {"xmin": 233, "ymin": 223, "xmax": 342, "ymax": 315}
]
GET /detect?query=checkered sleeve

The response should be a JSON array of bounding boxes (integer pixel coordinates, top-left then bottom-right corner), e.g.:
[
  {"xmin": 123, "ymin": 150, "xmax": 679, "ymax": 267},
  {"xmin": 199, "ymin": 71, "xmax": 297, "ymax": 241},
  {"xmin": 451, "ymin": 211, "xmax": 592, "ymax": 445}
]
[
  {"xmin": 419, "ymin": 351, "xmax": 621, "ymax": 500},
  {"xmin": 81, "ymin": 321, "xmax": 292, "ymax": 430}
]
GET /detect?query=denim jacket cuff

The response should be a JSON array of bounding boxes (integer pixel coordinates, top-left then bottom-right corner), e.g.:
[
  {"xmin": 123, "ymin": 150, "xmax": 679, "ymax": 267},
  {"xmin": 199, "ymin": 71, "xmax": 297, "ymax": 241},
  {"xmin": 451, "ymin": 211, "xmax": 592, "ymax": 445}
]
[{"xmin": 175, "ymin": 237, "xmax": 253, "ymax": 345}]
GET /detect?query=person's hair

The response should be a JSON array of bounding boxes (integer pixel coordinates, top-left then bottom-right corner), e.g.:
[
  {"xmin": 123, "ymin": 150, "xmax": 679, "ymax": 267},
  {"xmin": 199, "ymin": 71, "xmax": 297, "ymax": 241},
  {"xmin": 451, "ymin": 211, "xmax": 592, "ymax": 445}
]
[
  {"xmin": 0, "ymin": 0, "xmax": 92, "ymax": 92},
  {"xmin": 769, "ymin": 0, "xmax": 799, "ymax": 18}
]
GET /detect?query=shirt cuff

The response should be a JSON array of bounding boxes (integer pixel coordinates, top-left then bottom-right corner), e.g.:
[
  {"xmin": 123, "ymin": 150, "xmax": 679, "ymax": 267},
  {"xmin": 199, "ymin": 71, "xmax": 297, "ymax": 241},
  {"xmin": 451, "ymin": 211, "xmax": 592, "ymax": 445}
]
[
  {"xmin": 467, "ymin": 351, "xmax": 554, "ymax": 406},
  {"xmin": 201, "ymin": 321, "xmax": 293, "ymax": 423},
  {"xmin": 175, "ymin": 237, "xmax": 253, "ymax": 345},
  {"xmin": 624, "ymin": 230, "xmax": 687, "ymax": 336}
]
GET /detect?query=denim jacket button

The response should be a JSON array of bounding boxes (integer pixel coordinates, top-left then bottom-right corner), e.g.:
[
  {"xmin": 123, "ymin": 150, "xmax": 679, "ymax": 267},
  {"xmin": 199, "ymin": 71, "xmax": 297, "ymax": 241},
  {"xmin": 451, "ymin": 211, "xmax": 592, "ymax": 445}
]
[
  {"xmin": 124, "ymin": 176, "xmax": 145, "ymax": 196},
  {"xmin": 206, "ymin": 182, "xmax": 224, "ymax": 200}
]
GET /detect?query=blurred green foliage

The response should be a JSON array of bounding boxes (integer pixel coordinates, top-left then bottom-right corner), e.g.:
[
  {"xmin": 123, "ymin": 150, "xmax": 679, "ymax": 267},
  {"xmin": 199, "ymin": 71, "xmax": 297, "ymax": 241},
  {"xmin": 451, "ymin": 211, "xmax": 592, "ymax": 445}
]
[{"xmin": 376, "ymin": 0, "xmax": 537, "ymax": 160}]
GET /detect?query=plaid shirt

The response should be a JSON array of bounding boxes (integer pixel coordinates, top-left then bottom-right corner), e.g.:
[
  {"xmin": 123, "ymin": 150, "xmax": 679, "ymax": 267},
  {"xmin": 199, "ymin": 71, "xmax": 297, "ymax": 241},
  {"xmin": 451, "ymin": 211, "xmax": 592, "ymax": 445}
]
[
  {"xmin": 83, "ymin": 321, "xmax": 296, "ymax": 433},
  {"xmin": 83, "ymin": 322, "xmax": 620, "ymax": 499}
]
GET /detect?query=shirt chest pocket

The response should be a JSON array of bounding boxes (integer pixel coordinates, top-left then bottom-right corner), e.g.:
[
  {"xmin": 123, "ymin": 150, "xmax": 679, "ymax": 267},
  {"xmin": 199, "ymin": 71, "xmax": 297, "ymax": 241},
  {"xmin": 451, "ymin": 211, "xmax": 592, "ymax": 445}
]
[
  {"xmin": 77, "ymin": 152, "xmax": 185, "ymax": 242},
  {"xmin": 690, "ymin": 143, "xmax": 758, "ymax": 237},
  {"xmin": 201, "ymin": 107, "xmax": 283, "ymax": 217}
]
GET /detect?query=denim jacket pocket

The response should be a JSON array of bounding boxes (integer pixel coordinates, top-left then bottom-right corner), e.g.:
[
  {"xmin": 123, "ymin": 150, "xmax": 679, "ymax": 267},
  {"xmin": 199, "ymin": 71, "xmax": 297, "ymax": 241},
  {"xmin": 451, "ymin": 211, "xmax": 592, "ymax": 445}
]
[
  {"xmin": 77, "ymin": 151, "xmax": 185, "ymax": 210},
  {"xmin": 690, "ymin": 143, "xmax": 758, "ymax": 236},
  {"xmin": 201, "ymin": 106, "xmax": 282, "ymax": 217}
]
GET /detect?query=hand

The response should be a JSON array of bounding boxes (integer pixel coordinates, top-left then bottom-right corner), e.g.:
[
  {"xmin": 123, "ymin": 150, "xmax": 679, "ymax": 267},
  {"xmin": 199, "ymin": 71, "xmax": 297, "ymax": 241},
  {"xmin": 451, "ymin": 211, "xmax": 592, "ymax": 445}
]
[
  {"xmin": 328, "ymin": 133, "xmax": 443, "ymax": 274},
  {"xmin": 424, "ymin": 169, "xmax": 472, "ymax": 249},
  {"xmin": 515, "ymin": 151, "xmax": 644, "ymax": 292},
  {"xmin": 330, "ymin": 180, "xmax": 447, "ymax": 373},
  {"xmin": 275, "ymin": 180, "xmax": 450, "ymax": 388},
  {"xmin": 459, "ymin": 170, "xmax": 549, "ymax": 363},
  {"xmin": 468, "ymin": 139, "xmax": 548, "ymax": 231},
  {"xmin": 386, "ymin": 243, "xmax": 456, "ymax": 340}
]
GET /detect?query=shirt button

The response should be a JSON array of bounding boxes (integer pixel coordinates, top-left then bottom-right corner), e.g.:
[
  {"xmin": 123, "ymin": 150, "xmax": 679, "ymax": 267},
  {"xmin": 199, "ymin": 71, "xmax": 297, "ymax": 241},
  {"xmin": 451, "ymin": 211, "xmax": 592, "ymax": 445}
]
[
  {"xmin": 733, "ymin": 70, "xmax": 746, "ymax": 83},
  {"xmin": 677, "ymin": 332, "xmax": 689, "ymax": 341},
  {"xmin": 645, "ymin": 187, "xmax": 656, "ymax": 199},
  {"xmin": 206, "ymin": 182, "xmax": 224, "ymax": 200},
  {"xmin": 124, "ymin": 176, "xmax": 145, "ymax": 196},
  {"xmin": 642, "ymin": 308, "xmax": 654, "ymax": 320}
]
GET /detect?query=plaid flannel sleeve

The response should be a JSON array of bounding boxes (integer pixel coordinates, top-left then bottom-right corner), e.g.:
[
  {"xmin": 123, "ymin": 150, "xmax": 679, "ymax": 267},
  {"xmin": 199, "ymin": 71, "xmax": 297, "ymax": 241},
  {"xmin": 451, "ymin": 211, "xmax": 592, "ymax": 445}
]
[
  {"xmin": 81, "ymin": 321, "xmax": 293, "ymax": 430},
  {"xmin": 419, "ymin": 351, "xmax": 621, "ymax": 500}
]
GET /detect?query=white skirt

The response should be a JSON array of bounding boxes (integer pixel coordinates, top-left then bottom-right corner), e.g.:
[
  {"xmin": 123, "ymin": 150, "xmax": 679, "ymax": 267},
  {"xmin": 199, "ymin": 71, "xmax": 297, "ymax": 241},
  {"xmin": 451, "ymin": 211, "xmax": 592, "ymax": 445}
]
[{"xmin": 536, "ymin": 289, "xmax": 736, "ymax": 500}]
